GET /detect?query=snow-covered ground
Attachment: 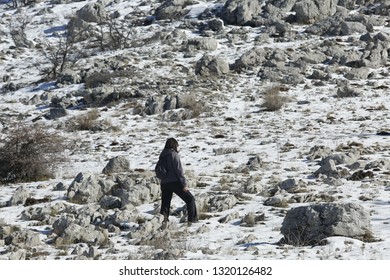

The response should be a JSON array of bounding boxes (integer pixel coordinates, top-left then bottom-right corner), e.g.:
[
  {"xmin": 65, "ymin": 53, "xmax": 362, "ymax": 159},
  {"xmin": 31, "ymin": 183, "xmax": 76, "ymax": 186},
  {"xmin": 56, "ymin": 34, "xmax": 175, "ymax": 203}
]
[{"xmin": 1, "ymin": 0, "xmax": 390, "ymax": 262}]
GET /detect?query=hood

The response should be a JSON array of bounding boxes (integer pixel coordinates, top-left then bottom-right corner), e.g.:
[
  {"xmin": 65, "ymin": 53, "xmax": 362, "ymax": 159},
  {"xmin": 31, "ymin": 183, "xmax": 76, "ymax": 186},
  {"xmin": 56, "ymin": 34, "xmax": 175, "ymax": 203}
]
[{"xmin": 159, "ymin": 148, "xmax": 174, "ymax": 159}]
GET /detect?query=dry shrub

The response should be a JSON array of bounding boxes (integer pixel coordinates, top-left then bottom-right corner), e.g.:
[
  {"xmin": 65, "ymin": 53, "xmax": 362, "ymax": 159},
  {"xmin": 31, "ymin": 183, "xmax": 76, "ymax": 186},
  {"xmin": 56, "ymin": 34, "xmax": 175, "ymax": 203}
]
[
  {"xmin": 179, "ymin": 93, "xmax": 207, "ymax": 118},
  {"xmin": 67, "ymin": 109, "xmax": 100, "ymax": 131},
  {"xmin": 261, "ymin": 86, "xmax": 290, "ymax": 111},
  {"xmin": 84, "ymin": 72, "xmax": 113, "ymax": 89},
  {"xmin": 0, "ymin": 124, "xmax": 68, "ymax": 184}
]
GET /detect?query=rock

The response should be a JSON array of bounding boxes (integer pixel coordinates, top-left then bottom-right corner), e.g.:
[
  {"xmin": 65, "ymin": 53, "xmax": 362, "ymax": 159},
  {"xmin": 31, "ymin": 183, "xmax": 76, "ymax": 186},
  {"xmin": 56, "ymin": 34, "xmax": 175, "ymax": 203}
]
[
  {"xmin": 5, "ymin": 228, "xmax": 41, "ymax": 248},
  {"xmin": 280, "ymin": 203, "xmax": 372, "ymax": 245},
  {"xmin": 338, "ymin": 0, "xmax": 377, "ymax": 9},
  {"xmin": 76, "ymin": 2, "xmax": 106, "ymax": 23},
  {"xmin": 197, "ymin": 193, "xmax": 238, "ymax": 212},
  {"xmin": 365, "ymin": 159, "xmax": 390, "ymax": 171},
  {"xmin": 279, "ymin": 178, "xmax": 307, "ymax": 193},
  {"xmin": 185, "ymin": 38, "xmax": 218, "ymax": 52},
  {"xmin": 55, "ymin": 223, "xmax": 109, "ymax": 246},
  {"xmin": 340, "ymin": 21, "xmax": 367, "ymax": 36},
  {"xmin": 208, "ymin": 18, "xmax": 224, "ymax": 32},
  {"xmin": 44, "ymin": 108, "xmax": 67, "ymax": 120},
  {"xmin": 307, "ymin": 145, "xmax": 333, "ymax": 160},
  {"xmin": 246, "ymin": 155, "xmax": 263, "ymax": 171},
  {"xmin": 7, "ymin": 186, "xmax": 30, "ymax": 206},
  {"xmin": 264, "ymin": 196, "xmax": 289, "ymax": 208},
  {"xmin": 337, "ymin": 85, "xmax": 362, "ymax": 98},
  {"xmin": 220, "ymin": 0, "xmax": 262, "ymax": 26},
  {"xmin": 293, "ymin": 0, "xmax": 338, "ymax": 24},
  {"xmin": 320, "ymin": 152, "xmax": 360, "ymax": 166},
  {"xmin": 155, "ymin": 0, "xmax": 192, "ymax": 20},
  {"xmin": 112, "ymin": 175, "xmax": 161, "ymax": 206},
  {"xmin": 233, "ymin": 47, "xmax": 266, "ymax": 70},
  {"xmin": 102, "ymin": 156, "xmax": 130, "ymax": 174},
  {"xmin": 195, "ymin": 55, "xmax": 229, "ymax": 77},
  {"xmin": 361, "ymin": 41, "xmax": 388, "ymax": 68},
  {"xmin": 67, "ymin": 172, "xmax": 107, "ymax": 204},
  {"xmin": 345, "ymin": 67, "xmax": 371, "ymax": 80},
  {"xmin": 145, "ymin": 95, "xmax": 165, "ymax": 115},
  {"xmin": 57, "ymin": 69, "xmax": 82, "ymax": 85},
  {"xmin": 163, "ymin": 95, "xmax": 178, "ymax": 111},
  {"xmin": 52, "ymin": 215, "xmax": 76, "ymax": 236},
  {"xmin": 99, "ymin": 195, "xmax": 122, "ymax": 209},
  {"xmin": 53, "ymin": 182, "xmax": 67, "ymax": 191},
  {"xmin": 314, "ymin": 159, "xmax": 340, "ymax": 178},
  {"xmin": 128, "ymin": 215, "xmax": 164, "ymax": 240},
  {"xmin": 218, "ymin": 211, "xmax": 240, "ymax": 223},
  {"xmin": 348, "ymin": 170, "xmax": 374, "ymax": 181}
]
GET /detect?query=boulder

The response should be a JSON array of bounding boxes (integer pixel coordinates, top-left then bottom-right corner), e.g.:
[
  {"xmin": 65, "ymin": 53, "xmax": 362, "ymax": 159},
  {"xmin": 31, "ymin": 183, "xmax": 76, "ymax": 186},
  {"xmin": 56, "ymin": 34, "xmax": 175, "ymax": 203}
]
[
  {"xmin": 7, "ymin": 186, "xmax": 30, "ymax": 206},
  {"xmin": 220, "ymin": 0, "xmax": 262, "ymax": 25},
  {"xmin": 345, "ymin": 67, "xmax": 371, "ymax": 80},
  {"xmin": 280, "ymin": 203, "xmax": 372, "ymax": 245},
  {"xmin": 314, "ymin": 159, "xmax": 339, "ymax": 178},
  {"xmin": 195, "ymin": 55, "xmax": 229, "ymax": 77},
  {"xmin": 76, "ymin": 2, "xmax": 106, "ymax": 23},
  {"xmin": 102, "ymin": 156, "xmax": 130, "ymax": 174},
  {"xmin": 55, "ymin": 223, "xmax": 109, "ymax": 246},
  {"xmin": 185, "ymin": 38, "xmax": 218, "ymax": 52},
  {"xmin": 155, "ymin": 0, "xmax": 192, "ymax": 20},
  {"xmin": 67, "ymin": 172, "xmax": 107, "ymax": 204},
  {"xmin": 233, "ymin": 47, "xmax": 266, "ymax": 70},
  {"xmin": 145, "ymin": 96, "xmax": 165, "ymax": 115},
  {"xmin": 293, "ymin": 0, "xmax": 338, "ymax": 24},
  {"xmin": 337, "ymin": 85, "xmax": 362, "ymax": 98},
  {"xmin": 307, "ymin": 145, "xmax": 332, "ymax": 161},
  {"xmin": 5, "ymin": 228, "xmax": 41, "ymax": 248}
]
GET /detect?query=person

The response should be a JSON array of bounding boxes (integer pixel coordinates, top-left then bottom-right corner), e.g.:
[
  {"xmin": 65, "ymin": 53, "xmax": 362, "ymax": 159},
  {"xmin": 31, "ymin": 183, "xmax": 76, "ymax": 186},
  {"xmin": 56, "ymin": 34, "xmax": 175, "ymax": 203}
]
[{"xmin": 157, "ymin": 138, "xmax": 197, "ymax": 228}]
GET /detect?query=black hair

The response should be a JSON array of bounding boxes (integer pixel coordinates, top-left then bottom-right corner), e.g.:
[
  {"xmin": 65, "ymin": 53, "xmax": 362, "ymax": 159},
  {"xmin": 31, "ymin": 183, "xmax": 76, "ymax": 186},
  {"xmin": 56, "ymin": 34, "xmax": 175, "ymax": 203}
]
[{"xmin": 164, "ymin": 138, "xmax": 179, "ymax": 152}]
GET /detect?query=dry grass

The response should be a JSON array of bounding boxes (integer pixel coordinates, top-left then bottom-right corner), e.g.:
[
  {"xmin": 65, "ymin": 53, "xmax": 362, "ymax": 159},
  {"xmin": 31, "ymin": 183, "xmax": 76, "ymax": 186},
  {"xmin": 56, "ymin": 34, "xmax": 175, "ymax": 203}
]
[
  {"xmin": 261, "ymin": 86, "xmax": 290, "ymax": 111},
  {"xmin": 67, "ymin": 109, "xmax": 100, "ymax": 131}
]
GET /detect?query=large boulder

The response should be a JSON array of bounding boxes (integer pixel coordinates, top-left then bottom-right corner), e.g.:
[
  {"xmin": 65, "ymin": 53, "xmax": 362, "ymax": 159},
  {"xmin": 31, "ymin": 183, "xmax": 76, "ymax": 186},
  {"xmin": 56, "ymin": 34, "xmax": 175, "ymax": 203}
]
[
  {"xmin": 220, "ymin": 0, "xmax": 262, "ymax": 25},
  {"xmin": 280, "ymin": 203, "xmax": 372, "ymax": 245},
  {"xmin": 102, "ymin": 156, "xmax": 130, "ymax": 174},
  {"xmin": 55, "ymin": 223, "xmax": 109, "ymax": 246},
  {"xmin": 313, "ymin": 159, "xmax": 340, "ymax": 178},
  {"xmin": 7, "ymin": 186, "xmax": 30, "ymax": 206},
  {"xmin": 293, "ymin": 0, "xmax": 338, "ymax": 24},
  {"xmin": 195, "ymin": 55, "xmax": 230, "ymax": 77},
  {"xmin": 233, "ymin": 47, "xmax": 267, "ymax": 70},
  {"xmin": 67, "ymin": 172, "xmax": 110, "ymax": 204},
  {"xmin": 76, "ymin": 2, "xmax": 106, "ymax": 23},
  {"xmin": 154, "ymin": 0, "xmax": 192, "ymax": 20},
  {"xmin": 4, "ymin": 228, "xmax": 41, "ymax": 249}
]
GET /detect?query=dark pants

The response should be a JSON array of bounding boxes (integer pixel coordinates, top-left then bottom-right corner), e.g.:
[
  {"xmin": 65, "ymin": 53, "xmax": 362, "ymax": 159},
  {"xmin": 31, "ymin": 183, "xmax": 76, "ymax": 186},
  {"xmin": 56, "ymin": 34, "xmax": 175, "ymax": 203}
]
[{"xmin": 160, "ymin": 181, "xmax": 198, "ymax": 222}]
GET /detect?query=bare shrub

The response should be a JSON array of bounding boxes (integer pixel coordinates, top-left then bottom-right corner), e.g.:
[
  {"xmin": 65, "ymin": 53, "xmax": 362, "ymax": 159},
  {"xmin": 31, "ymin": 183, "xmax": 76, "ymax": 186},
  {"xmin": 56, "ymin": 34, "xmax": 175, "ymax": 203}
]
[
  {"xmin": 98, "ymin": 17, "xmax": 134, "ymax": 50},
  {"xmin": 38, "ymin": 25, "xmax": 88, "ymax": 80},
  {"xmin": 0, "ymin": 124, "xmax": 68, "ymax": 184},
  {"xmin": 67, "ymin": 109, "xmax": 101, "ymax": 131},
  {"xmin": 84, "ymin": 72, "xmax": 113, "ymax": 89},
  {"xmin": 178, "ymin": 93, "xmax": 208, "ymax": 118},
  {"xmin": 261, "ymin": 86, "xmax": 290, "ymax": 111}
]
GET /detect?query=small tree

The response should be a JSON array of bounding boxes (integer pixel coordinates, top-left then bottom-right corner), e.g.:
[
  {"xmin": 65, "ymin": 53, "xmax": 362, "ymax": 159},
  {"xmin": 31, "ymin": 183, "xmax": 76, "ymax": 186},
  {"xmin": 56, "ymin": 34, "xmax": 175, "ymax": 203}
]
[
  {"xmin": 0, "ymin": 124, "xmax": 68, "ymax": 184},
  {"xmin": 39, "ymin": 24, "xmax": 88, "ymax": 80}
]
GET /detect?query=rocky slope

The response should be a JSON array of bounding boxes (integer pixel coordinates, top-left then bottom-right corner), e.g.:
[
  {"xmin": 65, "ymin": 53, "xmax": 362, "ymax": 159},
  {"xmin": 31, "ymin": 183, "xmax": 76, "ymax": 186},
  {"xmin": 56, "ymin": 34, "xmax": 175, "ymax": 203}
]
[{"xmin": 0, "ymin": 0, "xmax": 390, "ymax": 260}]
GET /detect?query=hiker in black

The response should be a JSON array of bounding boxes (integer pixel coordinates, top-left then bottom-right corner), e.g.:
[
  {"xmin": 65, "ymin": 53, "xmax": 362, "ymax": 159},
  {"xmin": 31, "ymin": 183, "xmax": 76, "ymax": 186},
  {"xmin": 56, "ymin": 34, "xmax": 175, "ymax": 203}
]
[{"xmin": 158, "ymin": 138, "xmax": 197, "ymax": 227}]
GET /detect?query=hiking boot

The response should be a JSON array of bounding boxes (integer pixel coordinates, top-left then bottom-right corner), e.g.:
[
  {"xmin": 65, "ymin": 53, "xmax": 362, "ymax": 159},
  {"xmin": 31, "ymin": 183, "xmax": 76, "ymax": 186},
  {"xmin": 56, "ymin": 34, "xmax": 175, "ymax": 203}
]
[{"xmin": 161, "ymin": 221, "xmax": 168, "ymax": 230}]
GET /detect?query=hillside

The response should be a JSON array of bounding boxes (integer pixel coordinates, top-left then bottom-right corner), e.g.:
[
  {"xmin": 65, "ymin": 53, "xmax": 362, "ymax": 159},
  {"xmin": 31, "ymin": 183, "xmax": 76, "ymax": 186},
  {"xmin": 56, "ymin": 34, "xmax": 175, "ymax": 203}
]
[{"xmin": 1, "ymin": 0, "xmax": 390, "ymax": 260}]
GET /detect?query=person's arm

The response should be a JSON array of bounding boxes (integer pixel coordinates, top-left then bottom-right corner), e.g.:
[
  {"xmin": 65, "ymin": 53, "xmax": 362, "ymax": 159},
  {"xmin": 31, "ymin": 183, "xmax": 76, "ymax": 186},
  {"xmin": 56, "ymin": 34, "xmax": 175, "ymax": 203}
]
[{"xmin": 172, "ymin": 152, "xmax": 187, "ymax": 189}]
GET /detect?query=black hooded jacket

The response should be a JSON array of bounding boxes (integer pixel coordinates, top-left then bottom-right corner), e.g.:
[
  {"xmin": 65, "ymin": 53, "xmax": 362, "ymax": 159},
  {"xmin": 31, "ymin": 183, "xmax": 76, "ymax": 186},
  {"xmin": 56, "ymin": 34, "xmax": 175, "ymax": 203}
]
[{"xmin": 158, "ymin": 148, "xmax": 187, "ymax": 187}]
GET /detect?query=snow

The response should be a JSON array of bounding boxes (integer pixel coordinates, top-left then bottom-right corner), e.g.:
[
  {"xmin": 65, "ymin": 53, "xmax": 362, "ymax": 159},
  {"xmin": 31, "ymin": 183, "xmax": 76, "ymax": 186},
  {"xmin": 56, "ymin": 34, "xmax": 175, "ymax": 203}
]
[{"xmin": 0, "ymin": 0, "xmax": 390, "ymax": 266}]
